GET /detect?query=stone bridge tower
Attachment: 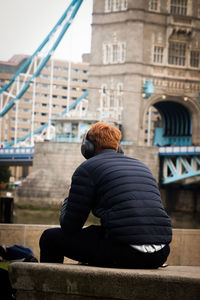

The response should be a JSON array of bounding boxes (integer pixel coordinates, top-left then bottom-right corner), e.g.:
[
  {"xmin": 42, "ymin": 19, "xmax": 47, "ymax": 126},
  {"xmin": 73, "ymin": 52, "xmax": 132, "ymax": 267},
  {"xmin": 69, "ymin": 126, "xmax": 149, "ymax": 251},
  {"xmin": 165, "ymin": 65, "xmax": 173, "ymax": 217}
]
[{"xmin": 88, "ymin": 0, "xmax": 200, "ymax": 147}]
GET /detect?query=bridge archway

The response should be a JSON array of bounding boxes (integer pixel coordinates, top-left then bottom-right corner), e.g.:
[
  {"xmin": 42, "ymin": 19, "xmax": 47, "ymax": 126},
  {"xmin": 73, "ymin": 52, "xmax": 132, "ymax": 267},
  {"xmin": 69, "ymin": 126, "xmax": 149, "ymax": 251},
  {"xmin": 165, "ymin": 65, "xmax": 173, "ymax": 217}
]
[{"xmin": 141, "ymin": 95, "xmax": 200, "ymax": 146}]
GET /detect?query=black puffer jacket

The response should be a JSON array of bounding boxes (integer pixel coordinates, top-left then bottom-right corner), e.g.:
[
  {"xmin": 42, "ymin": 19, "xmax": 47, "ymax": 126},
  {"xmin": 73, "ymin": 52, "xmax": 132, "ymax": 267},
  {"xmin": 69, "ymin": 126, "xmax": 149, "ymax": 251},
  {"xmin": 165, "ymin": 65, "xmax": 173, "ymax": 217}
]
[{"xmin": 60, "ymin": 149, "xmax": 172, "ymax": 245}]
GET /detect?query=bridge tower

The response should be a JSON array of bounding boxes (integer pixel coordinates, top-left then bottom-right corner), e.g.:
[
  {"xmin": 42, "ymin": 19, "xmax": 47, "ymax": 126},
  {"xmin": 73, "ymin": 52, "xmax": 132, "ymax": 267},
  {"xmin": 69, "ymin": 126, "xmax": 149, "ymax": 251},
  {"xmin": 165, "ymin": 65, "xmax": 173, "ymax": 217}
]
[{"xmin": 88, "ymin": 0, "xmax": 200, "ymax": 147}]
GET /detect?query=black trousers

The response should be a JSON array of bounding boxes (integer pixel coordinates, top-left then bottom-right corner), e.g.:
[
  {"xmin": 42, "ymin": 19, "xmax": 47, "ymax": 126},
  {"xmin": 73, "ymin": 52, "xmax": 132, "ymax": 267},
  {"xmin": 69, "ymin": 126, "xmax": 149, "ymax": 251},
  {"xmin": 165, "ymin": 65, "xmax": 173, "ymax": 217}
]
[{"xmin": 39, "ymin": 225, "xmax": 170, "ymax": 269}]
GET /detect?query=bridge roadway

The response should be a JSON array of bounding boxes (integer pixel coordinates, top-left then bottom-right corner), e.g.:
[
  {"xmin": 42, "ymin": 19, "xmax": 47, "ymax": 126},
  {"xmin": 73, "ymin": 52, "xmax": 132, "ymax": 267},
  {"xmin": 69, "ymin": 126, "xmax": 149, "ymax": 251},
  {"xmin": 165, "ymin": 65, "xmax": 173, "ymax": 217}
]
[
  {"xmin": 0, "ymin": 145, "xmax": 200, "ymax": 184},
  {"xmin": 0, "ymin": 146, "xmax": 34, "ymax": 165}
]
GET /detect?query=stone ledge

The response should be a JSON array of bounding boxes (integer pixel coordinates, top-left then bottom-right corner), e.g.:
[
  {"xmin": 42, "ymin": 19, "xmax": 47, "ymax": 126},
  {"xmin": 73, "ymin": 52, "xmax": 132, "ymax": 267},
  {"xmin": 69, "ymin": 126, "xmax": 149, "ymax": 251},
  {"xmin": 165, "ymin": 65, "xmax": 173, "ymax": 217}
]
[
  {"xmin": 9, "ymin": 263, "xmax": 200, "ymax": 300},
  {"xmin": 1, "ymin": 225, "xmax": 200, "ymax": 266}
]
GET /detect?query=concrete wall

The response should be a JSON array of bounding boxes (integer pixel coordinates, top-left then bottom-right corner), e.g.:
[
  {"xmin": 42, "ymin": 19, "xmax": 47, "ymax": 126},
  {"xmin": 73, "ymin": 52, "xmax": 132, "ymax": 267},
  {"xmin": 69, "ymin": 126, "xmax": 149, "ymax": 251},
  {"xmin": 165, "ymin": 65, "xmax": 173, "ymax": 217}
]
[
  {"xmin": 15, "ymin": 142, "xmax": 159, "ymax": 207},
  {"xmin": 0, "ymin": 224, "xmax": 200, "ymax": 266},
  {"xmin": 33, "ymin": 142, "xmax": 159, "ymax": 181}
]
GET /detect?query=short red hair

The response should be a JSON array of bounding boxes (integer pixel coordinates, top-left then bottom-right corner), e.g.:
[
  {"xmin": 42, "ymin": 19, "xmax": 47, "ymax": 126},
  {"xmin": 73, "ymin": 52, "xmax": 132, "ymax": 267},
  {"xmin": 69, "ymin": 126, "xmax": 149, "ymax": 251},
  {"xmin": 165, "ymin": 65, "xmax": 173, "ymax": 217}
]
[{"xmin": 88, "ymin": 122, "xmax": 121, "ymax": 153}]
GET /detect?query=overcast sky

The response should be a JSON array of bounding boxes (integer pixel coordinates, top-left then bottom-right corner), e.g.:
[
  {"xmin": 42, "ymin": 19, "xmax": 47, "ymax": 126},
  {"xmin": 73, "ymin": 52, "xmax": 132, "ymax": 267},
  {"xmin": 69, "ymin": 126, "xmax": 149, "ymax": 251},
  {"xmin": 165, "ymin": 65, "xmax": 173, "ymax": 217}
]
[{"xmin": 0, "ymin": 0, "xmax": 93, "ymax": 62}]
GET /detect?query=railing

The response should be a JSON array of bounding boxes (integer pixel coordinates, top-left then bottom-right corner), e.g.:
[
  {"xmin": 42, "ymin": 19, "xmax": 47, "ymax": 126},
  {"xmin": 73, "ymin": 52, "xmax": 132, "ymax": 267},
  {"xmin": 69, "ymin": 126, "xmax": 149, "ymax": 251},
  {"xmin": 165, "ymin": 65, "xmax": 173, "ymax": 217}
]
[
  {"xmin": 0, "ymin": 147, "xmax": 34, "ymax": 163},
  {"xmin": 159, "ymin": 146, "xmax": 200, "ymax": 156}
]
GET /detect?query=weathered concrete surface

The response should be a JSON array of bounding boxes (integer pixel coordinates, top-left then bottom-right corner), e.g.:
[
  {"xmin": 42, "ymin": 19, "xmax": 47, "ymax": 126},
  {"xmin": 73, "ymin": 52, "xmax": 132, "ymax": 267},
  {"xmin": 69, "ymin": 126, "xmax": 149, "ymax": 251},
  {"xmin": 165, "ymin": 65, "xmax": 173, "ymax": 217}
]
[
  {"xmin": 15, "ymin": 168, "xmax": 68, "ymax": 208},
  {"xmin": 8, "ymin": 263, "xmax": 200, "ymax": 300},
  {"xmin": 15, "ymin": 142, "xmax": 159, "ymax": 207},
  {"xmin": 0, "ymin": 224, "xmax": 200, "ymax": 266}
]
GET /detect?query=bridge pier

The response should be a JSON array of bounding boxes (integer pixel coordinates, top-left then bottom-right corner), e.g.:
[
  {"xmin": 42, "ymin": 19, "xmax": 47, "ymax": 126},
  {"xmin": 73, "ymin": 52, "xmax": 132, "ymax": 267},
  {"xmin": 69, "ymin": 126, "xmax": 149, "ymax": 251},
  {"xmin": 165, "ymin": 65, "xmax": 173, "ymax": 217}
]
[{"xmin": 160, "ymin": 186, "xmax": 200, "ymax": 228}]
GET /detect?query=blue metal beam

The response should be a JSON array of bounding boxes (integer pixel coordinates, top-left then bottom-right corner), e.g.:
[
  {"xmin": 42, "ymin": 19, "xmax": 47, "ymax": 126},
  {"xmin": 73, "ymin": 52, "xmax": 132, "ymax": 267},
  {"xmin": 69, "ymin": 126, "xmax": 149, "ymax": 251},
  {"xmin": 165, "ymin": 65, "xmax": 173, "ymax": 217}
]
[
  {"xmin": 163, "ymin": 170, "xmax": 200, "ymax": 184},
  {"xmin": 161, "ymin": 153, "xmax": 200, "ymax": 184},
  {"xmin": 0, "ymin": 0, "xmax": 84, "ymax": 118}
]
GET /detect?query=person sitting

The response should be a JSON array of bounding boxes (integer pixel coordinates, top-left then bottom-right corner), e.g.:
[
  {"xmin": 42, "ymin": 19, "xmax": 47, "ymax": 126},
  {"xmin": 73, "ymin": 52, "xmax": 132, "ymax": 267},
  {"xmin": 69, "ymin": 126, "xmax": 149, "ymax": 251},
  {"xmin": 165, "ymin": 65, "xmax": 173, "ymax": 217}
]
[{"xmin": 40, "ymin": 122, "xmax": 172, "ymax": 268}]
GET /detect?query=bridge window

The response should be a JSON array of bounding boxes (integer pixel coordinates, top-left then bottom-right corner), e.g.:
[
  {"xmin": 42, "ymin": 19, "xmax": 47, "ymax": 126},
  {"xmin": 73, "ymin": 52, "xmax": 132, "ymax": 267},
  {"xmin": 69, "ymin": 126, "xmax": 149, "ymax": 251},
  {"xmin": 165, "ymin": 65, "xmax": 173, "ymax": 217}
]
[
  {"xmin": 149, "ymin": 0, "xmax": 159, "ymax": 11},
  {"xmin": 113, "ymin": 0, "xmax": 121, "ymax": 11},
  {"xmin": 105, "ymin": 0, "xmax": 112, "ymax": 12},
  {"xmin": 99, "ymin": 82, "xmax": 123, "ymax": 122},
  {"xmin": 105, "ymin": 0, "xmax": 128, "ymax": 13},
  {"xmin": 103, "ymin": 42, "xmax": 126, "ymax": 64},
  {"xmin": 170, "ymin": 0, "xmax": 188, "ymax": 16},
  {"xmin": 168, "ymin": 42, "xmax": 186, "ymax": 66},
  {"xmin": 153, "ymin": 46, "xmax": 164, "ymax": 63},
  {"xmin": 190, "ymin": 51, "xmax": 200, "ymax": 68},
  {"xmin": 121, "ymin": 0, "xmax": 128, "ymax": 10},
  {"xmin": 112, "ymin": 44, "xmax": 118, "ymax": 63}
]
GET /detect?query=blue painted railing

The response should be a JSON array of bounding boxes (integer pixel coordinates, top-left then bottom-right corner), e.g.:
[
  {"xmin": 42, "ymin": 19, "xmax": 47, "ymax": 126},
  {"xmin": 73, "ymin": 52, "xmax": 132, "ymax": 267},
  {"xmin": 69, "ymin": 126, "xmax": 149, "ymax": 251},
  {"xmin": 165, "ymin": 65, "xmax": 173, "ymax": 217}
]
[
  {"xmin": 0, "ymin": 147, "xmax": 34, "ymax": 163},
  {"xmin": 159, "ymin": 146, "xmax": 200, "ymax": 156}
]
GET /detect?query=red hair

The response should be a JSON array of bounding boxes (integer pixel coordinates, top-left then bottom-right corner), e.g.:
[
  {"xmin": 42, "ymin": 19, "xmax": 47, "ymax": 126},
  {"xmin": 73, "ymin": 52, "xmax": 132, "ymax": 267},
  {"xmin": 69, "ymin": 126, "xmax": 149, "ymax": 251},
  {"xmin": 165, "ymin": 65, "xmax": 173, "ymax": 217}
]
[{"xmin": 88, "ymin": 122, "xmax": 121, "ymax": 153}]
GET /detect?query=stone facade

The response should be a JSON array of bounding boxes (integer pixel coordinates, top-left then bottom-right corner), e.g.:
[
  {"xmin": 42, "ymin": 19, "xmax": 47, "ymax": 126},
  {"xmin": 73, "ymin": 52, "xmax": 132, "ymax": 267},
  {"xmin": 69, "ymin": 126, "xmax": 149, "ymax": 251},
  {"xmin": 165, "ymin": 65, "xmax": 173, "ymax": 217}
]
[{"xmin": 88, "ymin": 0, "xmax": 200, "ymax": 146}]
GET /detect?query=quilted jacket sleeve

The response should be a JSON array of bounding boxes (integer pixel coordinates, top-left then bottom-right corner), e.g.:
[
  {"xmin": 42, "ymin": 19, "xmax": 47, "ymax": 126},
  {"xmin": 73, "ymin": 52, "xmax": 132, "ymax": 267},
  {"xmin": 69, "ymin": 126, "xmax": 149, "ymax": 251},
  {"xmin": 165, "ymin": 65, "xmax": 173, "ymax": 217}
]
[{"xmin": 60, "ymin": 164, "xmax": 95, "ymax": 233}]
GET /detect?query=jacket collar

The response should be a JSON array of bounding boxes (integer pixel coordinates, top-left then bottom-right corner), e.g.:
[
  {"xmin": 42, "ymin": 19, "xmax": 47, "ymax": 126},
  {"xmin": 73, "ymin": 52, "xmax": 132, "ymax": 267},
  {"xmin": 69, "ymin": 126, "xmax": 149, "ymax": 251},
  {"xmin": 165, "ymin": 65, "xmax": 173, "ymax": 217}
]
[{"xmin": 96, "ymin": 149, "xmax": 116, "ymax": 155}]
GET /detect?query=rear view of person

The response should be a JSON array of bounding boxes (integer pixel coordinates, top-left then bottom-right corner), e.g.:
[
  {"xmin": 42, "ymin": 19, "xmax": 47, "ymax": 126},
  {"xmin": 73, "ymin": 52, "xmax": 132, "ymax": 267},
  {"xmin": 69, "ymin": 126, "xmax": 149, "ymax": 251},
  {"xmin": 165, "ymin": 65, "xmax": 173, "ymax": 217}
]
[{"xmin": 40, "ymin": 122, "xmax": 172, "ymax": 268}]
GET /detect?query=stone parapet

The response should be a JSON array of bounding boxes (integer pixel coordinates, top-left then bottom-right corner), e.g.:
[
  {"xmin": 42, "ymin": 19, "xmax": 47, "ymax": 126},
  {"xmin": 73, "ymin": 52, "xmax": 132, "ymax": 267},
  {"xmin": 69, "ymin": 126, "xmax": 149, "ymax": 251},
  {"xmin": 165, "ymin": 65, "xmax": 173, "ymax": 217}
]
[
  {"xmin": 0, "ymin": 224, "xmax": 200, "ymax": 266},
  {"xmin": 8, "ymin": 263, "xmax": 200, "ymax": 300}
]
